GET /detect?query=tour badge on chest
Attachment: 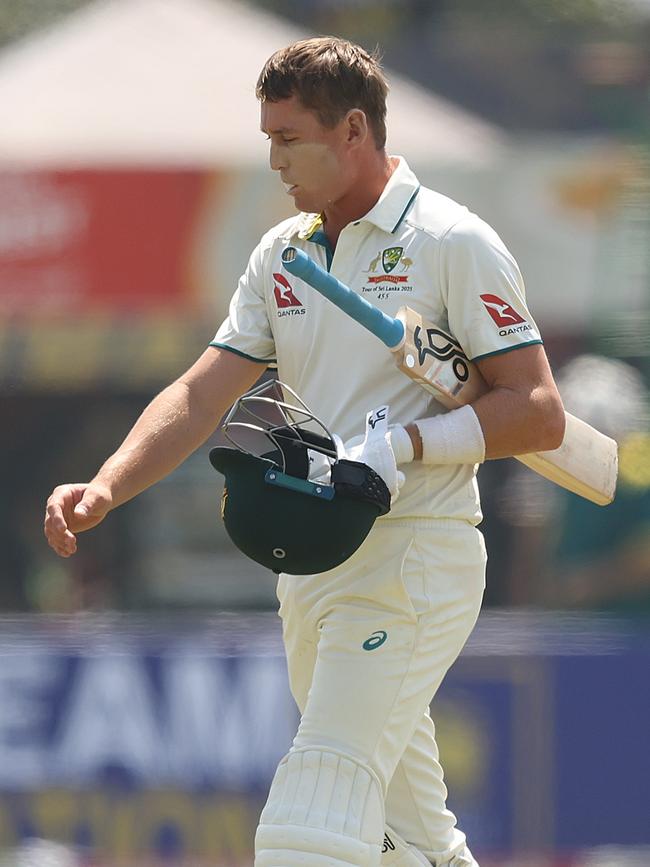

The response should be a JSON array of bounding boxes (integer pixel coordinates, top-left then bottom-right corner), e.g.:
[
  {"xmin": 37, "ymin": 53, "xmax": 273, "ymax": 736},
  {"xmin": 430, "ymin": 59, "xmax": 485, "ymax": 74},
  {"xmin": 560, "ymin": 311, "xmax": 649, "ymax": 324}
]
[{"xmin": 360, "ymin": 246, "xmax": 415, "ymax": 302}]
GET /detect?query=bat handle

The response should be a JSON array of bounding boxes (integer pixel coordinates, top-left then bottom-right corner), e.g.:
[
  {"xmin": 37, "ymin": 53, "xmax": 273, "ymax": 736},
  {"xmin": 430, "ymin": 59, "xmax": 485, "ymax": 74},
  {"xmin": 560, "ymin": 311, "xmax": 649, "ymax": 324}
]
[{"xmin": 281, "ymin": 247, "xmax": 405, "ymax": 349}]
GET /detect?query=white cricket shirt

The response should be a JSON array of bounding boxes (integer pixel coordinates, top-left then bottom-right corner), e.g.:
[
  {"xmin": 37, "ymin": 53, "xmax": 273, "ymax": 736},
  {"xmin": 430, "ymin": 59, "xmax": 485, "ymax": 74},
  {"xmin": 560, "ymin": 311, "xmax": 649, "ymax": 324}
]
[{"xmin": 212, "ymin": 158, "xmax": 542, "ymax": 522}]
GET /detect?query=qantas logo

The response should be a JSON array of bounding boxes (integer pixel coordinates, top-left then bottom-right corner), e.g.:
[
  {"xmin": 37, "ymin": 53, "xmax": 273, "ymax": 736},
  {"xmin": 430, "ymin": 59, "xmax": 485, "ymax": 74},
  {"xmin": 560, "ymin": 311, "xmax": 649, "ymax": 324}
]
[
  {"xmin": 273, "ymin": 272, "xmax": 302, "ymax": 308},
  {"xmin": 480, "ymin": 294, "xmax": 526, "ymax": 328},
  {"xmin": 273, "ymin": 272, "xmax": 306, "ymax": 317}
]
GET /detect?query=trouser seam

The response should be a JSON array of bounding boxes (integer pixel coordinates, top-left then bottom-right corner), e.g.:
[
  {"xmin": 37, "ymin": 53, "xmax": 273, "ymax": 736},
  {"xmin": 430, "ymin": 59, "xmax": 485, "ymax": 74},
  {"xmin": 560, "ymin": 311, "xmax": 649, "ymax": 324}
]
[
  {"xmin": 367, "ymin": 617, "xmax": 422, "ymax": 790},
  {"xmin": 399, "ymin": 756, "xmax": 437, "ymax": 858}
]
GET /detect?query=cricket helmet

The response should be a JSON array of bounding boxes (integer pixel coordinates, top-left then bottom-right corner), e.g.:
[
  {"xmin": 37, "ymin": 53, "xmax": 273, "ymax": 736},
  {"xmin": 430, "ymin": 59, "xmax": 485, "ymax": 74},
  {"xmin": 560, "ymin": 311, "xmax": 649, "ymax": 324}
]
[{"xmin": 209, "ymin": 380, "xmax": 391, "ymax": 574}]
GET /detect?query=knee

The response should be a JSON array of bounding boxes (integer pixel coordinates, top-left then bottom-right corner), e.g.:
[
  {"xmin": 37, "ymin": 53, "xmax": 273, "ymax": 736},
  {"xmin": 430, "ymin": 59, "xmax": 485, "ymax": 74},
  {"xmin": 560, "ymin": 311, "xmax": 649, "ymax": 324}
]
[{"xmin": 255, "ymin": 748, "xmax": 385, "ymax": 867}]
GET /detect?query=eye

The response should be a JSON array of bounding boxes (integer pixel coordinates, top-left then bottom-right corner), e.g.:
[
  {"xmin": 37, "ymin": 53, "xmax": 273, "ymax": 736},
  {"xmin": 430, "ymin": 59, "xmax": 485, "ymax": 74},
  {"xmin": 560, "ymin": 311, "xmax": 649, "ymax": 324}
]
[{"xmin": 262, "ymin": 134, "xmax": 295, "ymax": 143}]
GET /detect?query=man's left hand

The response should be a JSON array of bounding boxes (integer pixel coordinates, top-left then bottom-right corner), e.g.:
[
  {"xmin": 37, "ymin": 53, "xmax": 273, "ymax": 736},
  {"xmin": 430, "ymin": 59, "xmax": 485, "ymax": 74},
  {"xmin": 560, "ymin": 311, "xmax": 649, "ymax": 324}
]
[{"xmin": 343, "ymin": 406, "xmax": 406, "ymax": 502}]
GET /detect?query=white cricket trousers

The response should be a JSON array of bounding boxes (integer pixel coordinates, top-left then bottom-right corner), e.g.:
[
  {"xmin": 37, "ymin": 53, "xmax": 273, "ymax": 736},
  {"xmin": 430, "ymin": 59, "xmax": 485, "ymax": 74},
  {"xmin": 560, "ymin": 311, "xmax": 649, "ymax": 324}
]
[{"xmin": 259, "ymin": 518, "xmax": 486, "ymax": 866}]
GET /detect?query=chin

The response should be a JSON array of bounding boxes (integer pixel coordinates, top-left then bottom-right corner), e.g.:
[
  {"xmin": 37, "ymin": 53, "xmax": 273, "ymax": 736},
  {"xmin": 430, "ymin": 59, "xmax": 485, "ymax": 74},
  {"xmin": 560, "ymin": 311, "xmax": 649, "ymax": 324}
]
[
  {"xmin": 293, "ymin": 191, "xmax": 325, "ymax": 214},
  {"xmin": 294, "ymin": 196, "xmax": 317, "ymax": 213}
]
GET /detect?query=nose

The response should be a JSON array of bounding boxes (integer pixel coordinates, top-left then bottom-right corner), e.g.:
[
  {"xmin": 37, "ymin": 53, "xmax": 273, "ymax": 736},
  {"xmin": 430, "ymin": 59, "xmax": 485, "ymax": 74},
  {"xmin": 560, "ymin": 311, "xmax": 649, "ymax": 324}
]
[{"xmin": 269, "ymin": 141, "xmax": 287, "ymax": 172}]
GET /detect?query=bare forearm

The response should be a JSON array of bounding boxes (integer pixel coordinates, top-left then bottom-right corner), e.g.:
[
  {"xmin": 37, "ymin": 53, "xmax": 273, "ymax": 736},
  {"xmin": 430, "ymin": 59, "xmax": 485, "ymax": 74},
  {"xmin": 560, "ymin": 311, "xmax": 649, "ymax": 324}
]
[
  {"xmin": 473, "ymin": 383, "xmax": 565, "ymax": 459},
  {"xmin": 44, "ymin": 347, "xmax": 263, "ymax": 557},
  {"xmin": 92, "ymin": 380, "xmax": 221, "ymax": 507},
  {"xmin": 404, "ymin": 384, "xmax": 565, "ymax": 463},
  {"xmin": 468, "ymin": 345, "xmax": 566, "ymax": 459},
  {"xmin": 90, "ymin": 347, "xmax": 262, "ymax": 508}
]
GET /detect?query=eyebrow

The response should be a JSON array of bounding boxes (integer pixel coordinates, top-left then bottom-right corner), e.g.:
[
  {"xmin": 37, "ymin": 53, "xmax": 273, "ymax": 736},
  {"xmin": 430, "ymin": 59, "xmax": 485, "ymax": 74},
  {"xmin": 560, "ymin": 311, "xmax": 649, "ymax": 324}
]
[{"xmin": 260, "ymin": 126, "xmax": 298, "ymax": 135}]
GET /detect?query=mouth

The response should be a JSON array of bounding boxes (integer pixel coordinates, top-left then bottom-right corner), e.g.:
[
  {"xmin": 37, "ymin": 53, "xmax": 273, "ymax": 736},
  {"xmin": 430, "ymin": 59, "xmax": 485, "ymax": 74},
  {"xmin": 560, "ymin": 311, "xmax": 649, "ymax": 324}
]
[{"xmin": 283, "ymin": 181, "xmax": 298, "ymax": 195}]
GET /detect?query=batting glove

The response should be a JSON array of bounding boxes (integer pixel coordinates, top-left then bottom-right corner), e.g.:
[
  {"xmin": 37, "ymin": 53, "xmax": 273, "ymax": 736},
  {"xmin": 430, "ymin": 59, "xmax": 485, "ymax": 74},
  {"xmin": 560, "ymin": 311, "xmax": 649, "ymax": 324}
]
[{"xmin": 343, "ymin": 406, "xmax": 406, "ymax": 502}]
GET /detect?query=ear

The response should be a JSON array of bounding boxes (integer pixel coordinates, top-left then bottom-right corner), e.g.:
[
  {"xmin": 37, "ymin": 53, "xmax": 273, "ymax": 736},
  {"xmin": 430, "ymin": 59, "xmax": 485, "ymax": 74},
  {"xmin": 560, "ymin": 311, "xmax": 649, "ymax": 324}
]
[{"xmin": 344, "ymin": 109, "xmax": 369, "ymax": 147}]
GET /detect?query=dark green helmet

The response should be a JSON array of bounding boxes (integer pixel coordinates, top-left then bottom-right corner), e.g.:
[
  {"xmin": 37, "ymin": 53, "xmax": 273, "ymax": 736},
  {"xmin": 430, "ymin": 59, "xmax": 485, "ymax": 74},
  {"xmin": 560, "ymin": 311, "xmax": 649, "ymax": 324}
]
[{"xmin": 209, "ymin": 381, "xmax": 390, "ymax": 575}]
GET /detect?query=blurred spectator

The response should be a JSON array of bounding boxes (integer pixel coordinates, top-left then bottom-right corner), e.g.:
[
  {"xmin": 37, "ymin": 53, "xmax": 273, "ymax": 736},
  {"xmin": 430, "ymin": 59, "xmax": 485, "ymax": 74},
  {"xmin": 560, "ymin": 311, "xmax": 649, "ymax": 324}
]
[
  {"xmin": 0, "ymin": 394, "xmax": 138, "ymax": 612},
  {"xmin": 497, "ymin": 354, "xmax": 650, "ymax": 611}
]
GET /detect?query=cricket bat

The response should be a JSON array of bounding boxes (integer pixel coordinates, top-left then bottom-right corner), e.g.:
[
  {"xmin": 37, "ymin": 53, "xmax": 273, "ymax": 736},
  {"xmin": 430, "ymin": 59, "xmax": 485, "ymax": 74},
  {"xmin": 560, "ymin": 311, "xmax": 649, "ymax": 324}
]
[{"xmin": 281, "ymin": 246, "xmax": 618, "ymax": 506}]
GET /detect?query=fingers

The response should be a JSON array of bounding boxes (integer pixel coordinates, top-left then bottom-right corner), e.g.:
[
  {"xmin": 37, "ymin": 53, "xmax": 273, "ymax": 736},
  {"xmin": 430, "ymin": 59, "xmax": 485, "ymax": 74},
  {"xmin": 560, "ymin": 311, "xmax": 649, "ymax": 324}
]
[
  {"xmin": 44, "ymin": 478, "xmax": 114, "ymax": 559},
  {"xmin": 387, "ymin": 425, "xmax": 415, "ymax": 465},
  {"xmin": 72, "ymin": 487, "xmax": 112, "ymax": 529},
  {"xmin": 44, "ymin": 489, "xmax": 78, "ymax": 557},
  {"xmin": 342, "ymin": 406, "xmax": 408, "ymax": 500}
]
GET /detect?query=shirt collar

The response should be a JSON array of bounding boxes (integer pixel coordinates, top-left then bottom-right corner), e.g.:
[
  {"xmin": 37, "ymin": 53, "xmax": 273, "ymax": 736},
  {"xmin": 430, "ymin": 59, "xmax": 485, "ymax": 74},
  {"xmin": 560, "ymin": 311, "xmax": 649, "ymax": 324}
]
[
  {"xmin": 296, "ymin": 212, "xmax": 324, "ymax": 240},
  {"xmin": 295, "ymin": 156, "xmax": 420, "ymax": 240},
  {"xmin": 359, "ymin": 156, "xmax": 421, "ymax": 233}
]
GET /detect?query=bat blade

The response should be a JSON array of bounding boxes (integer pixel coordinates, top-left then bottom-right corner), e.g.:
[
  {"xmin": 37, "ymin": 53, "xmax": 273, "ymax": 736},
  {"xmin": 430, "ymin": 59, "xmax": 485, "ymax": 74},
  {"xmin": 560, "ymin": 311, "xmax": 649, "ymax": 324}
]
[
  {"xmin": 516, "ymin": 415, "xmax": 618, "ymax": 506},
  {"xmin": 282, "ymin": 247, "xmax": 618, "ymax": 505}
]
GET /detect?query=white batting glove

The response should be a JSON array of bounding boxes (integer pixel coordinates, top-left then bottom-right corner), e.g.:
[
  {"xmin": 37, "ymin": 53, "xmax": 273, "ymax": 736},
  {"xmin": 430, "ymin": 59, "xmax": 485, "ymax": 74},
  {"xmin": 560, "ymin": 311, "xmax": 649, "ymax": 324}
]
[
  {"xmin": 344, "ymin": 424, "xmax": 414, "ymax": 465},
  {"xmin": 343, "ymin": 406, "xmax": 406, "ymax": 502}
]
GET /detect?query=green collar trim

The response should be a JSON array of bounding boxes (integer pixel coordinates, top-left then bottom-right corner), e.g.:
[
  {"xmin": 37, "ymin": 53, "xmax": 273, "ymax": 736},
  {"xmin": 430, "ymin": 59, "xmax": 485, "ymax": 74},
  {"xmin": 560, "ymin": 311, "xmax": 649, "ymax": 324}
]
[{"xmin": 392, "ymin": 184, "xmax": 421, "ymax": 233}]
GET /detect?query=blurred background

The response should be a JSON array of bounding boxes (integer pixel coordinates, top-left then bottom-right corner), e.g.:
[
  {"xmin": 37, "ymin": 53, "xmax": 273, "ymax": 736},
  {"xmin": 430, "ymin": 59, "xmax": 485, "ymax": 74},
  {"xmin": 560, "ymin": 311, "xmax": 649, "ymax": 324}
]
[{"xmin": 0, "ymin": 0, "xmax": 649, "ymax": 864}]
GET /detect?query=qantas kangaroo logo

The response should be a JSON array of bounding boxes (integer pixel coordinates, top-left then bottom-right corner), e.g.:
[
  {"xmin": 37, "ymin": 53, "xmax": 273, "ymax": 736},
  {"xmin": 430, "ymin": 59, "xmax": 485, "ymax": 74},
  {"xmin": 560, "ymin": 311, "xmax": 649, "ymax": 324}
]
[
  {"xmin": 273, "ymin": 272, "xmax": 306, "ymax": 318},
  {"xmin": 273, "ymin": 272, "xmax": 302, "ymax": 308},
  {"xmin": 480, "ymin": 294, "xmax": 525, "ymax": 327}
]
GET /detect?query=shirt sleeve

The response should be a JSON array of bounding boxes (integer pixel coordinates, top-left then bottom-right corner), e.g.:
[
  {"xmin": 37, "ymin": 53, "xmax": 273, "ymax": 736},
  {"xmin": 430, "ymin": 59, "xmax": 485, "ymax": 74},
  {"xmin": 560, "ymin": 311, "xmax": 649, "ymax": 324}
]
[
  {"xmin": 440, "ymin": 214, "xmax": 542, "ymax": 361},
  {"xmin": 210, "ymin": 239, "xmax": 276, "ymax": 363}
]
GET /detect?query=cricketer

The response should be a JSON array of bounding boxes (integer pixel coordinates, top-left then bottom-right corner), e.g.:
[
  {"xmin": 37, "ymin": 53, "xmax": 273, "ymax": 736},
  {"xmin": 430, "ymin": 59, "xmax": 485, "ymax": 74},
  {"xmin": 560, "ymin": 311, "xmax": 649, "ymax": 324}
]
[{"xmin": 45, "ymin": 37, "xmax": 566, "ymax": 866}]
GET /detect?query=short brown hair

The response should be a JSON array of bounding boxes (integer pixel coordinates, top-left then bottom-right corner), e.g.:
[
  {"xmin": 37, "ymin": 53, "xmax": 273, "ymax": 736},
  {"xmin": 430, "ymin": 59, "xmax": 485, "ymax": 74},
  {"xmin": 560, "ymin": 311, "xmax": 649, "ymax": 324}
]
[{"xmin": 256, "ymin": 37, "xmax": 389, "ymax": 149}]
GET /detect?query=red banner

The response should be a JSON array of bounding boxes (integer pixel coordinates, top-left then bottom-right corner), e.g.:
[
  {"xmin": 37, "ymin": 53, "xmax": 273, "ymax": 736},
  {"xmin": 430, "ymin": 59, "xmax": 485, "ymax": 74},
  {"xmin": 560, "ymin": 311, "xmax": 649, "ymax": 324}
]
[
  {"xmin": 0, "ymin": 170, "xmax": 209, "ymax": 316},
  {"xmin": 367, "ymin": 274, "xmax": 408, "ymax": 284}
]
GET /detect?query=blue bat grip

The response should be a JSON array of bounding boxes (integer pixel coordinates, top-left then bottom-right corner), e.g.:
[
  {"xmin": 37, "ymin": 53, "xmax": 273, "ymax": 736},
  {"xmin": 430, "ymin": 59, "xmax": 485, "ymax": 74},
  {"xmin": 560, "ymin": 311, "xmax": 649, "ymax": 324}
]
[{"xmin": 281, "ymin": 247, "xmax": 405, "ymax": 349}]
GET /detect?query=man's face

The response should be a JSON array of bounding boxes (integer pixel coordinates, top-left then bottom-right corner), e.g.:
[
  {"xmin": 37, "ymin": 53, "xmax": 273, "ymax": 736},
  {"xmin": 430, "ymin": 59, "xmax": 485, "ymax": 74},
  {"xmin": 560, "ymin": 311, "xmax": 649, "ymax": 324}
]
[{"xmin": 260, "ymin": 95, "xmax": 353, "ymax": 214}]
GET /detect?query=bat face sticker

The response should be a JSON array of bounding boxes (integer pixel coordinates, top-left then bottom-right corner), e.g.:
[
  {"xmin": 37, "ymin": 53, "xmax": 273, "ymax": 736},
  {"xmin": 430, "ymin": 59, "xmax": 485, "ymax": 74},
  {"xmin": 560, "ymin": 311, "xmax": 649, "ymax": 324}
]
[{"xmin": 413, "ymin": 326, "xmax": 470, "ymax": 383}]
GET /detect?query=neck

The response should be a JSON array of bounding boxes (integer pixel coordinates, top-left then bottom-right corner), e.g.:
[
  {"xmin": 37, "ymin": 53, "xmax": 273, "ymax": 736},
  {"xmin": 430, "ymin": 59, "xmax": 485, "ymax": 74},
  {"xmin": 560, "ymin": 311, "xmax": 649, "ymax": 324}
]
[{"xmin": 323, "ymin": 152, "xmax": 396, "ymax": 248}]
